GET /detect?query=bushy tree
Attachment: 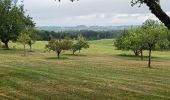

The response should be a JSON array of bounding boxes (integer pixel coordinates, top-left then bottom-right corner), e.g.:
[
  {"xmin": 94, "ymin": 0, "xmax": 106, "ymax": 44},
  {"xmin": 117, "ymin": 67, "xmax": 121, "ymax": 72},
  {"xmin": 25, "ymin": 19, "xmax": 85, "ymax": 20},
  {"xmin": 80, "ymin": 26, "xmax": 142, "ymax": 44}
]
[
  {"xmin": 72, "ymin": 36, "xmax": 89, "ymax": 55},
  {"xmin": 114, "ymin": 30, "xmax": 128, "ymax": 50},
  {"xmin": 0, "ymin": 0, "xmax": 34, "ymax": 49},
  {"xmin": 114, "ymin": 28, "xmax": 146, "ymax": 60},
  {"xmin": 115, "ymin": 19, "xmax": 169, "ymax": 67},
  {"xmin": 46, "ymin": 39, "xmax": 73, "ymax": 59},
  {"xmin": 17, "ymin": 33, "xmax": 31, "ymax": 56}
]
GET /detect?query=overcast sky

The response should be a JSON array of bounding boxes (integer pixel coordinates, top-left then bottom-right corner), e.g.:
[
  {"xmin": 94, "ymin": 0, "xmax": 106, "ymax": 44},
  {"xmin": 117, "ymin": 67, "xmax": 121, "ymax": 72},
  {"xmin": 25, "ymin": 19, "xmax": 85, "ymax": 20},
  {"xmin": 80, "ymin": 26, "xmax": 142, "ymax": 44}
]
[{"xmin": 23, "ymin": 0, "xmax": 170, "ymax": 26}]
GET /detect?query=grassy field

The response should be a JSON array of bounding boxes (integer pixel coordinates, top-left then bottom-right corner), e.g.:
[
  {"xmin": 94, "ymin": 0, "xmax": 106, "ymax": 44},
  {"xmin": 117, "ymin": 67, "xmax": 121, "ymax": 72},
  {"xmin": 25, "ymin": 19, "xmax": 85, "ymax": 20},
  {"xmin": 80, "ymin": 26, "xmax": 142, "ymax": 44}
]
[{"xmin": 0, "ymin": 39, "xmax": 170, "ymax": 100}]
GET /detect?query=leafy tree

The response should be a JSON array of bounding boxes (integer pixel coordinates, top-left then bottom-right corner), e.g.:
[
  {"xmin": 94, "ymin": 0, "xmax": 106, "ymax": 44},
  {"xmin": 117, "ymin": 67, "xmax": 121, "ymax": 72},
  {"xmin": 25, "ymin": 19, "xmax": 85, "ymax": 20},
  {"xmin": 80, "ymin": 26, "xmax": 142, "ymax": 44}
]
[
  {"xmin": 0, "ymin": 0, "xmax": 34, "ymax": 49},
  {"xmin": 24, "ymin": 27, "xmax": 37, "ymax": 51},
  {"xmin": 142, "ymin": 19, "xmax": 169, "ymax": 67},
  {"xmin": 115, "ymin": 19, "xmax": 169, "ymax": 67},
  {"xmin": 72, "ymin": 36, "xmax": 89, "ymax": 55},
  {"xmin": 17, "ymin": 33, "xmax": 31, "ymax": 56},
  {"xmin": 114, "ymin": 30, "xmax": 128, "ymax": 50},
  {"xmin": 114, "ymin": 28, "xmax": 146, "ymax": 60},
  {"xmin": 46, "ymin": 39, "xmax": 73, "ymax": 59}
]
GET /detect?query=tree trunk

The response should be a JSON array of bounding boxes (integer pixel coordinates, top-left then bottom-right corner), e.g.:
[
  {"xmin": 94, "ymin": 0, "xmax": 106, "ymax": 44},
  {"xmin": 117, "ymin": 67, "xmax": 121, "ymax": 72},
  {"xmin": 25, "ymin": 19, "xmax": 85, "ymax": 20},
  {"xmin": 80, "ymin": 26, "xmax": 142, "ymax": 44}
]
[
  {"xmin": 73, "ymin": 50, "xmax": 75, "ymax": 55},
  {"xmin": 29, "ymin": 44, "xmax": 32, "ymax": 52},
  {"xmin": 148, "ymin": 49, "xmax": 152, "ymax": 68},
  {"xmin": 57, "ymin": 51, "xmax": 61, "ymax": 59},
  {"xmin": 79, "ymin": 49, "xmax": 80, "ymax": 53},
  {"xmin": 134, "ymin": 50, "xmax": 139, "ymax": 56},
  {"xmin": 141, "ymin": 49, "xmax": 143, "ymax": 61},
  {"xmin": 4, "ymin": 42, "xmax": 9, "ymax": 50},
  {"xmin": 144, "ymin": 0, "xmax": 170, "ymax": 29},
  {"xmin": 2, "ymin": 40, "xmax": 9, "ymax": 49},
  {"xmin": 24, "ymin": 44, "xmax": 26, "ymax": 56}
]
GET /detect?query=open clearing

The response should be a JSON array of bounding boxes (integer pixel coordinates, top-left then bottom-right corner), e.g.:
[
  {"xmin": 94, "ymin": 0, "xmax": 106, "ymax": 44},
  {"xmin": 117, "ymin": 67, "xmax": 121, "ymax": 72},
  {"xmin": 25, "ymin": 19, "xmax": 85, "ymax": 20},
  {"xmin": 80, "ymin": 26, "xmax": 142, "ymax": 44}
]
[{"xmin": 0, "ymin": 39, "xmax": 170, "ymax": 100}]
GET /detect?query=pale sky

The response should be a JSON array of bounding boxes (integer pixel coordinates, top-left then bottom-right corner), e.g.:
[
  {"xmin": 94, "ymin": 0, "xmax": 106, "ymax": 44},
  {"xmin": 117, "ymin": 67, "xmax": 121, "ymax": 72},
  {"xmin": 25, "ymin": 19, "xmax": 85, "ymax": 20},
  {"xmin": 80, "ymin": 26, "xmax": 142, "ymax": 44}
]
[{"xmin": 23, "ymin": 0, "xmax": 170, "ymax": 26}]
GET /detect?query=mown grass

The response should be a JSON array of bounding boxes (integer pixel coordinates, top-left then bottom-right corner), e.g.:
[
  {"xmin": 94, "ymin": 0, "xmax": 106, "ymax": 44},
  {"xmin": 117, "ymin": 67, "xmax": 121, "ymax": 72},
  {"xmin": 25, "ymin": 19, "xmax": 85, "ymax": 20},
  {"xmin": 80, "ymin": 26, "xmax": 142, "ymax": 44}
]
[{"xmin": 0, "ymin": 39, "xmax": 170, "ymax": 100}]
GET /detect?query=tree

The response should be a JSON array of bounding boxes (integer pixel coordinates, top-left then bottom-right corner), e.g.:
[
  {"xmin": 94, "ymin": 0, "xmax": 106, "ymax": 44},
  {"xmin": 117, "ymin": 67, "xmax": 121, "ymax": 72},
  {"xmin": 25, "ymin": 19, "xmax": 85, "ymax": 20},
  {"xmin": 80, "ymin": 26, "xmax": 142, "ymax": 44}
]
[
  {"xmin": 72, "ymin": 36, "xmax": 89, "ymax": 55},
  {"xmin": 115, "ymin": 19, "xmax": 169, "ymax": 67},
  {"xmin": 24, "ymin": 27, "xmax": 37, "ymax": 51},
  {"xmin": 0, "ymin": 0, "xmax": 34, "ymax": 49},
  {"xmin": 17, "ymin": 33, "xmax": 31, "ymax": 56},
  {"xmin": 46, "ymin": 39, "xmax": 73, "ymax": 59},
  {"xmin": 142, "ymin": 19, "xmax": 169, "ymax": 67},
  {"xmin": 114, "ymin": 28, "xmax": 146, "ymax": 59}
]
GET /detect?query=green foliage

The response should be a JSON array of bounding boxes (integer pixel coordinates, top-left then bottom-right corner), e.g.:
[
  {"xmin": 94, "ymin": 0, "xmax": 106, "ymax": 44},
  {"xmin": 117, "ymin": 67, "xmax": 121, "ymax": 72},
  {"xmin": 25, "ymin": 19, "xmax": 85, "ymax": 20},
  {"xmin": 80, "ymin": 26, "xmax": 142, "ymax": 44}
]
[
  {"xmin": 115, "ymin": 19, "xmax": 170, "ymax": 67},
  {"xmin": 35, "ymin": 30, "xmax": 121, "ymax": 41},
  {"xmin": 17, "ymin": 33, "xmax": 31, "ymax": 56},
  {"xmin": 72, "ymin": 36, "xmax": 89, "ymax": 54},
  {"xmin": 23, "ymin": 27, "xmax": 37, "ymax": 51},
  {"xmin": 142, "ymin": 19, "xmax": 169, "ymax": 50},
  {"xmin": 46, "ymin": 39, "xmax": 73, "ymax": 58},
  {"xmin": 17, "ymin": 33, "xmax": 31, "ymax": 45},
  {"xmin": 0, "ymin": 0, "xmax": 34, "ymax": 49},
  {"xmin": 115, "ymin": 28, "xmax": 145, "ymax": 56}
]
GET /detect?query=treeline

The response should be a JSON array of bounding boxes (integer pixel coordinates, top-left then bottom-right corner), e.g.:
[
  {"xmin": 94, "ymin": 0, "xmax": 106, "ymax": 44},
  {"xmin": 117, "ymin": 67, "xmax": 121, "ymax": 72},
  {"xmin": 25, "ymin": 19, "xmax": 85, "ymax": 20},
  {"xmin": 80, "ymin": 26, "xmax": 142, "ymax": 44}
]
[{"xmin": 35, "ymin": 30, "xmax": 122, "ymax": 41}]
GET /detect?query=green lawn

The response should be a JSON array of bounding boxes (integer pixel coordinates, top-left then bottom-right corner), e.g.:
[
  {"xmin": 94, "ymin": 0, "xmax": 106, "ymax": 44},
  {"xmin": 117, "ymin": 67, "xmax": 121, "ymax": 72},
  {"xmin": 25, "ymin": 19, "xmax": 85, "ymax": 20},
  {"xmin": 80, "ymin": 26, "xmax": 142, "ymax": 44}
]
[{"xmin": 0, "ymin": 39, "xmax": 170, "ymax": 100}]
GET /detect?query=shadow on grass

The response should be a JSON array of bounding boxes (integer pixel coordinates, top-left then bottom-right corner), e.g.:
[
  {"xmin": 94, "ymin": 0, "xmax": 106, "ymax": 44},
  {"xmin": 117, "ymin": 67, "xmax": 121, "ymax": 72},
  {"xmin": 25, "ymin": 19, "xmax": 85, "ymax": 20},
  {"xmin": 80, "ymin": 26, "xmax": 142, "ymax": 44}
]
[
  {"xmin": 45, "ymin": 56, "xmax": 69, "ymax": 60},
  {"xmin": 63, "ymin": 54, "xmax": 87, "ymax": 57},
  {"xmin": 0, "ymin": 48, "xmax": 24, "ymax": 54},
  {"xmin": 115, "ymin": 54, "xmax": 166, "ymax": 62}
]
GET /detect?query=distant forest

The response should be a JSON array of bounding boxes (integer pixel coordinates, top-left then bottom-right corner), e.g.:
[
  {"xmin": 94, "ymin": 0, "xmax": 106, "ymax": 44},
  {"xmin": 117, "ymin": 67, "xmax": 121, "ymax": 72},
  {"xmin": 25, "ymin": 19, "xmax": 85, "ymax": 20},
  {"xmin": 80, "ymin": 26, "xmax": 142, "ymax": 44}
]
[{"xmin": 35, "ymin": 30, "xmax": 122, "ymax": 41}]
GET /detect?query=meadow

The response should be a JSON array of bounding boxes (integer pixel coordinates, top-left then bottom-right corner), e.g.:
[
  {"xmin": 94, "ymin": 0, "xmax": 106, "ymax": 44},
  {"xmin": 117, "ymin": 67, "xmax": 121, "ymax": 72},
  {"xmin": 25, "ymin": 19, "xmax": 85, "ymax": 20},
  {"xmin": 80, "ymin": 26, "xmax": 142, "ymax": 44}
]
[{"xmin": 0, "ymin": 39, "xmax": 170, "ymax": 100}]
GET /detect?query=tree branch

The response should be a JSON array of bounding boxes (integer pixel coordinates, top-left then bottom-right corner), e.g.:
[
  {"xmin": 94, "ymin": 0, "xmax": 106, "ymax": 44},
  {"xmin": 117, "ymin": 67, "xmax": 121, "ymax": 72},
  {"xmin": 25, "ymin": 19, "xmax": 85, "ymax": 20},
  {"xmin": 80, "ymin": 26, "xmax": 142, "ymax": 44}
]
[{"xmin": 144, "ymin": 0, "xmax": 170, "ymax": 29}]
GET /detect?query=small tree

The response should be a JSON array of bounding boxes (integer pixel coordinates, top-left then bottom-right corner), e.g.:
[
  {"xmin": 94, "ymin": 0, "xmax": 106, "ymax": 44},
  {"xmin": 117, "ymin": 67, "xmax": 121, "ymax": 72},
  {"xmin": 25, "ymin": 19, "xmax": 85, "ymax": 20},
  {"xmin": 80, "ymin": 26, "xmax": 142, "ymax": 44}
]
[
  {"xmin": 17, "ymin": 33, "xmax": 31, "ymax": 56},
  {"xmin": 25, "ymin": 28, "xmax": 37, "ymax": 52},
  {"xmin": 142, "ymin": 20, "xmax": 169, "ymax": 67},
  {"xmin": 46, "ymin": 39, "xmax": 73, "ymax": 59},
  {"xmin": 72, "ymin": 36, "xmax": 89, "ymax": 55}
]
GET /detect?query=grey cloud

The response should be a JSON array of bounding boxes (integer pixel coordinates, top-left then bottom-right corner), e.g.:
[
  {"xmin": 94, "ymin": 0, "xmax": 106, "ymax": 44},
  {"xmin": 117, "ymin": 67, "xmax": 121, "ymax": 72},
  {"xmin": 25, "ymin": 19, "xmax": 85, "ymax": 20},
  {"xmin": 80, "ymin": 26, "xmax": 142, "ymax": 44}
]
[{"xmin": 23, "ymin": 0, "xmax": 170, "ymax": 26}]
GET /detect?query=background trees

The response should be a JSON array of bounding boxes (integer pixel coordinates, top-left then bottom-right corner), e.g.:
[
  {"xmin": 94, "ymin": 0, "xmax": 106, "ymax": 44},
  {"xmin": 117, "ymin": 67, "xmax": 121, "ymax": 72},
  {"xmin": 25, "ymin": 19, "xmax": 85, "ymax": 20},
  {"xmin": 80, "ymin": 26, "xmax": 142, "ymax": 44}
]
[
  {"xmin": 35, "ymin": 30, "xmax": 121, "ymax": 41},
  {"xmin": 115, "ymin": 19, "xmax": 170, "ymax": 67}
]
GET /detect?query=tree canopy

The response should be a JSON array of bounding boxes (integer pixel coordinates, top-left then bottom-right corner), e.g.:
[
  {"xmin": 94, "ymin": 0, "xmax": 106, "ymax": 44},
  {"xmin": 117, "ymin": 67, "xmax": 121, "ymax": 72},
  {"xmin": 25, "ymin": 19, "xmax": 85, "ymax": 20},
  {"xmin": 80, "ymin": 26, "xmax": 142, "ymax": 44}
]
[
  {"xmin": 0, "ymin": 0, "xmax": 34, "ymax": 49},
  {"xmin": 46, "ymin": 39, "xmax": 73, "ymax": 59},
  {"xmin": 72, "ymin": 35, "xmax": 89, "ymax": 54},
  {"xmin": 115, "ymin": 19, "xmax": 169, "ymax": 67}
]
